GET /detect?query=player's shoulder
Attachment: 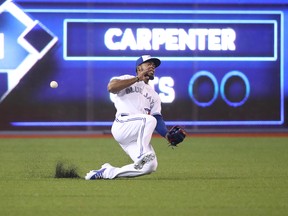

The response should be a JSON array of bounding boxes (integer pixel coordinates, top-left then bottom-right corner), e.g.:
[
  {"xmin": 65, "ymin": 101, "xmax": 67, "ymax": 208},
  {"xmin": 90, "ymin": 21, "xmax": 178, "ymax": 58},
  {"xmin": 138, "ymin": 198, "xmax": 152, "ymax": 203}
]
[{"xmin": 111, "ymin": 74, "xmax": 134, "ymax": 81}]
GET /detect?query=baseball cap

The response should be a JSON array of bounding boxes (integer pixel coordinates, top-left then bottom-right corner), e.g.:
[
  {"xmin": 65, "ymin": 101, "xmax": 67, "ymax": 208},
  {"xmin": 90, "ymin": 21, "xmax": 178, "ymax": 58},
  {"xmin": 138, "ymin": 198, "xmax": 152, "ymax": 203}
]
[{"xmin": 136, "ymin": 55, "xmax": 161, "ymax": 68}]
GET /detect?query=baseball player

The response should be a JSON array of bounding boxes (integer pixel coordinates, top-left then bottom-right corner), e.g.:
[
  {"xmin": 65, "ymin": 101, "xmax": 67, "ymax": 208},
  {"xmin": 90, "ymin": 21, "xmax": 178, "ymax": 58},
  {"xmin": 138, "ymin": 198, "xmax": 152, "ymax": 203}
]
[{"xmin": 85, "ymin": 55, "xmax": 170, "ymax": 180}]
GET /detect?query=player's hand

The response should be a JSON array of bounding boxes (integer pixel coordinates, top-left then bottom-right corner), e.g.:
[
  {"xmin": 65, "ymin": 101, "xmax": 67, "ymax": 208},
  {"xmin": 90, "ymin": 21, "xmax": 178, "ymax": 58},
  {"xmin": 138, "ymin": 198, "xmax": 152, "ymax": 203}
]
[{"xmin": 138, "ymin": 66, "xmax": 155, "ymax": 81}]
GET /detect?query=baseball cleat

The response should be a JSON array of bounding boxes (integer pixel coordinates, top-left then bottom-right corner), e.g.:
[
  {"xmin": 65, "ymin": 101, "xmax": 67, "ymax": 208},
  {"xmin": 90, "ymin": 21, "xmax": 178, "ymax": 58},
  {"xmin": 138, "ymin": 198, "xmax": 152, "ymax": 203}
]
[
  {"xmin": 101, "ymin": 163, "xmax": 112, "ymax": 169},
  {"xmin": 101, "ymin": 163, "xmax": 113, "ymax": 169},
  {"xmin": 134, "ymin": 152, "xmax": 155, "ymax": 170},
  {"xmin": 85, "ymin": 168, "xmax": 106, "ymax": 180}
]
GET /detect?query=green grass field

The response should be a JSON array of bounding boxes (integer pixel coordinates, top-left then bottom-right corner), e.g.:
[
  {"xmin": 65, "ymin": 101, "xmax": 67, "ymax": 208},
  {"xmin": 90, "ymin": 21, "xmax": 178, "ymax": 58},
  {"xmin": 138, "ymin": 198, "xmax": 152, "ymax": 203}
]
[{"xmin": 0, "ymin": 135, "xmax": 288, "ymax": 216}]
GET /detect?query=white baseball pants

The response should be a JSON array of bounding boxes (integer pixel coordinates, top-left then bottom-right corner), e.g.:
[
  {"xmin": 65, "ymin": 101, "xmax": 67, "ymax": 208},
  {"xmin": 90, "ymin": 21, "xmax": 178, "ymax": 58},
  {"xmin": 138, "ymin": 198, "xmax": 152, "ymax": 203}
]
[{"xmin": 103, "ymin": 114, "xmax": 158, "ymax": 179}]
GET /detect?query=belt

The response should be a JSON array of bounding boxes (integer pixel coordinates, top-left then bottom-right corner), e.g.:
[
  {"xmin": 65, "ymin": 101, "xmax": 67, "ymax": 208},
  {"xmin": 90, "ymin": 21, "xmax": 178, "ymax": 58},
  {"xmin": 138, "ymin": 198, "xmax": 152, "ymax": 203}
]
[{"xmin": 120, "ymin": 113, "xmax": 129, "ymax": 117}]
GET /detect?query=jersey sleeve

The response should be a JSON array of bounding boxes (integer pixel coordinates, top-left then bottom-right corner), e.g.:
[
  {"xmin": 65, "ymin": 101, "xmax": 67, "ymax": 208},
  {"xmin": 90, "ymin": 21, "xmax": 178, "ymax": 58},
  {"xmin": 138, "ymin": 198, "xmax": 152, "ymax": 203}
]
[
  {"xmin": 110, "ymin": 74, "xmax": 134, "ymax": 81},
  {"xmin": 150, "ymin": 92, "xmax": 162, "ymax": 116},
  {"xmin": 110, "ymin": 75, "xmax": 135, "ymax": 95},
  {"xmin": 153, "ymin": 114, "xmax": 168, "ymax": 137}
]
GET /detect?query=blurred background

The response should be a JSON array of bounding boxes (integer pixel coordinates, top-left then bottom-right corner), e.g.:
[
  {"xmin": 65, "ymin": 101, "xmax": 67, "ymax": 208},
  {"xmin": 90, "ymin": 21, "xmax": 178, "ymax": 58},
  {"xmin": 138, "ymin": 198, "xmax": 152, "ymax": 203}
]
[{"xmin": 0, "ymin": 0, "xmax": 287, "ymax": 134}]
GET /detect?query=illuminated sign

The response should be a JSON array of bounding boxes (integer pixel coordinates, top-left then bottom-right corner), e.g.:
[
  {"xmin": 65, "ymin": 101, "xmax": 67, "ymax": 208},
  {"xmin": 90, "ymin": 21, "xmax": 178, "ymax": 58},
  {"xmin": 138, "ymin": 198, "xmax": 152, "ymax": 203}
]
[
  {"xmin": 0, "ymin": 0, "xmax": 58, "ymax": 102},
  {"xmin": 64, "ymin": 19, "xmax": 277, "ymax": 61},
  {"xmin": 103, "ymin": 27, "xmax": 236, "ymax": 51},
  {"xmin": 188, "ymin": 70, "xmax": 250, "ymax": 107},
  {"xmin": 0, "ymin": 5, "xmax": 284, "ymax": 129},
  {"xmin": 0, "ymin": 33, "xmax": 3, "ymax": 59}
]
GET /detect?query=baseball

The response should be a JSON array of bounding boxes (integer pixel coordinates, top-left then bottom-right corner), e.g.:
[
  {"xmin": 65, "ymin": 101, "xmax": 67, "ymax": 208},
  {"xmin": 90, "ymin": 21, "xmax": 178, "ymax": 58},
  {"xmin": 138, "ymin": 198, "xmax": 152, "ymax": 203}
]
[{"xmin": 50, "ymin": 81, "xmax": 58, "ymax": 88}]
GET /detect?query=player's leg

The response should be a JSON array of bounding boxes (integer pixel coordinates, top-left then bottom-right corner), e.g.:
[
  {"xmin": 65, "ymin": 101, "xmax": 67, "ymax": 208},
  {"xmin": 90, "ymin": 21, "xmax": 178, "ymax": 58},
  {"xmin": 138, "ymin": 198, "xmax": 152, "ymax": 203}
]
[
  {"xmin": 85, "ymin": 146, "xmax": 157, "ymax": 180},
  {"xmin": 85, "ymin": 114, "xmax": 158, "ymax": 180},
  {"xmin": 112, "ymin": 114, "xmax": 157, "ymax": 161},
  {"xmin": 101, "ymin": 153, "xmax": 158, "ymax": 179},
  {"xmin": 104, "ymin": 114, "xmax": 158, "ymax": 179}
]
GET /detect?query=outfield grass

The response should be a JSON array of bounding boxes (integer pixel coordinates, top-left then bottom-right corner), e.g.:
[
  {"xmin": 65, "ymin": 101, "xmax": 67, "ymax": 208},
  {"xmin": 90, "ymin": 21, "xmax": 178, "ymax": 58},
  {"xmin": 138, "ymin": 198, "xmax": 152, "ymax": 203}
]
[{"xmin": 0, "ymin": 135, "xmax": 287, "ymax": 216}]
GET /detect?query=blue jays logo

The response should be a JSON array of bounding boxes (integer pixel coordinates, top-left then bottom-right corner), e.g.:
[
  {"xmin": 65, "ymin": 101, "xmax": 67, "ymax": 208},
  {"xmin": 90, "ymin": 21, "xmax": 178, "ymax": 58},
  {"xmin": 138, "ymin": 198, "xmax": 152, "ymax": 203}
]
[{"xmin": 0, "ymin": 0, "xmax": 58, "ymax": 102}]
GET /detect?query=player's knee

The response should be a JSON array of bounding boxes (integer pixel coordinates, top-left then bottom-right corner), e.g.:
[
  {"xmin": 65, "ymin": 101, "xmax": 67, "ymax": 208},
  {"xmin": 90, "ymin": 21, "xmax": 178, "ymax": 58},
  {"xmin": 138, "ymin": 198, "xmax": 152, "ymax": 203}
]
[
  {"xmin": 143, "ymin": 158, "xmax": 158, "ymax": 174},
  {"xmin": 146, "ymin": 115, "xmax": 157, "ymax": 129}
]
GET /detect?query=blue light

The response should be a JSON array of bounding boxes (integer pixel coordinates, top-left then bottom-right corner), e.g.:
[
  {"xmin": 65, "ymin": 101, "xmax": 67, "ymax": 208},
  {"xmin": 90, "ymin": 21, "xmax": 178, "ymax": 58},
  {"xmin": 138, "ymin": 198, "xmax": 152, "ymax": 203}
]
[
  {"xmin": 220, "ymin": 71, "xmax": 250, "ymax": 107},
  {"xmin": 11, "ymin": 120, "xmax": 284, "ymax": 127},
  {"xmin": 188, "ymin": 71, "xmax": 218, "ymax": 107},
  {"xmin": 4, "ymin": 7, "xmax": 284, "ymax": 127}
]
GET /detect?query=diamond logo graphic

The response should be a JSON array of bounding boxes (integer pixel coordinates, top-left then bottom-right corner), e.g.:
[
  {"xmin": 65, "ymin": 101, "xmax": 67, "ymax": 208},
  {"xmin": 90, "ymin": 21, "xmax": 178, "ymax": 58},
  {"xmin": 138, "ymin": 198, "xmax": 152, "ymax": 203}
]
[{"xmin": 0, "ymin": 0, "xmax": 58, "ymax": 102}]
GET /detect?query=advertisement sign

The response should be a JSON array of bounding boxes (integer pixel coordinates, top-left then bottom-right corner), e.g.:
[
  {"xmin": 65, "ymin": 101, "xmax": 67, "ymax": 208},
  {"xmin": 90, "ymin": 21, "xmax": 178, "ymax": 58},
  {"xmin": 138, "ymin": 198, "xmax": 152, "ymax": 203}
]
[{"xmin": 0, "ymin": 0, "xmax": 285, "ymax": 130}]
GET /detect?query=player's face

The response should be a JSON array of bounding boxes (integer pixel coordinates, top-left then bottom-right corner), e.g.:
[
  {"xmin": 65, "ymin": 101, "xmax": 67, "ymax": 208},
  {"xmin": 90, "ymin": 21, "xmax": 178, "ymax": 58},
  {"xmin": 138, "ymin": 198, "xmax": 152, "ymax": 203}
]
[
  {"xmin": 141, "ymin": 61, "xmax": 156, "ymax": 72},
  {"xmin": 139, "ymin": 61, "xmax": 156, "ymax": 80}
]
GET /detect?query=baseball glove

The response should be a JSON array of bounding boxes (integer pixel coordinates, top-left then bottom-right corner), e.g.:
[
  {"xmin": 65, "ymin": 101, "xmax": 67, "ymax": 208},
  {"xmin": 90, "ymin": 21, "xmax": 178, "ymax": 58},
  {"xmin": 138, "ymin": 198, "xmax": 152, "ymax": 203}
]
[{"xmin": 167, "ymin": 126, "xmax": 186, "ymax": 147}]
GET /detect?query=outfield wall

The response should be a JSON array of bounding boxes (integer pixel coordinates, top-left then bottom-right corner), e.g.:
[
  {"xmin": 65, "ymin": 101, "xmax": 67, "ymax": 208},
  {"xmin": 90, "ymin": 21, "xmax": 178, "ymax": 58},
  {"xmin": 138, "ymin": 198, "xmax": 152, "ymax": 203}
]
[{"xmin": 0, "ymin": 0, "xmax": 287, "ymax": 132}]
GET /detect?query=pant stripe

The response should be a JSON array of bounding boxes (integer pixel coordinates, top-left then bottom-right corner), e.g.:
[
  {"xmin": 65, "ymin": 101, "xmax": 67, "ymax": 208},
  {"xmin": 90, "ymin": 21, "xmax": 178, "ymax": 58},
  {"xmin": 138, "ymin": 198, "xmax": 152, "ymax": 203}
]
[{"xmin": 115, "ymin": 116, "xmax": 147, "ymax": 158}]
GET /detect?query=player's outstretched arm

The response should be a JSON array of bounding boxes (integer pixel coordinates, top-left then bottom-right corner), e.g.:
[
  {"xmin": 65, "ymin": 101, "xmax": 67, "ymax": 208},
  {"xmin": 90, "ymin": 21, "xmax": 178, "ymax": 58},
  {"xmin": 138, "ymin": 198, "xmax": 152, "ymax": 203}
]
[
  {"xmin": 107, "ymin": 70, "xmax": 150, "ymax": 94},
  {"xmin": 107, "ymin": 77, "xmax": 139, "ymax": 94}
]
